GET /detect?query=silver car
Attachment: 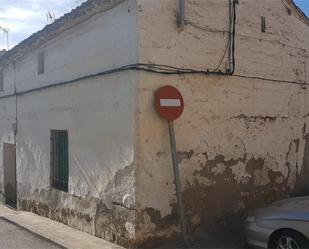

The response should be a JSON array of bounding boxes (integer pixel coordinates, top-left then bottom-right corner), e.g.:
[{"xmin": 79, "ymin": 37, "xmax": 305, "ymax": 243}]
[{"xmin": 245, "ymin": 196, "xmax": 309, "ymax": 249}]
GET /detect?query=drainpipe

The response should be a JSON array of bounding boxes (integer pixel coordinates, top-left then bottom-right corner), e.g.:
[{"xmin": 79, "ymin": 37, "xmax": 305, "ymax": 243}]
[{"xmin": 178, "ymin": 0, "xmax": 185, "ymax": 27}]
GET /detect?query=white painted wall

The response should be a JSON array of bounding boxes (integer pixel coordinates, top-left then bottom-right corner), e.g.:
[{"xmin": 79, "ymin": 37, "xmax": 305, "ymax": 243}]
[
  {"xmin": 14, "ymin": 0, "xmax": 137, "ymax": 93},
  {"xmin": 17, "ymin": 71, "xmax": 137, "ymax": 203},
  {"xmin": 0, "ymin": 0, "xmax": 138, "ymax": 214},
  {"xmin": 15, "ymin": 0, "xmax": 138, "ymax": 202}
]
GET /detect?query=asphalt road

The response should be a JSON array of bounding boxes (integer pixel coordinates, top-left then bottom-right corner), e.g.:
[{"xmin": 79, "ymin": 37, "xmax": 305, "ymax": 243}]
[{"xmin": 0, "ymin": 218, "xmax": 63, "ymax": 249}]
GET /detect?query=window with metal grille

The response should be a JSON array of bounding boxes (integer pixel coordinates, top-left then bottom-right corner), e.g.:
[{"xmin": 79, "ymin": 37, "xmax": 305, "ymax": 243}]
[{"xmin": 50, "ymin": 130, "xmax": 69, "ymax": 192}]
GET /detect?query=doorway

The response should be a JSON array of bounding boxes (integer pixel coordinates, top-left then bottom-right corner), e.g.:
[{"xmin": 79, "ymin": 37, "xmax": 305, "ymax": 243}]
[{"xmin": 3, "ymin": 143, "xmax": 17, "ymax": 209}]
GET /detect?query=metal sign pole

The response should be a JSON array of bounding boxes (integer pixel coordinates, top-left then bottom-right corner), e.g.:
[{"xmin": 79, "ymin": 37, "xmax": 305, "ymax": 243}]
[{"xmin": 168, "ymin": 120, "xmax": 189, "ymax": 246}]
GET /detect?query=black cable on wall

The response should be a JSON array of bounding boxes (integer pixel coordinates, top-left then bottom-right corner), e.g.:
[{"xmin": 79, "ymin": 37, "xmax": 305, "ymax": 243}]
[{"xmin": 0, "ymin": 0, "xmax": 306, "ymax": 102}]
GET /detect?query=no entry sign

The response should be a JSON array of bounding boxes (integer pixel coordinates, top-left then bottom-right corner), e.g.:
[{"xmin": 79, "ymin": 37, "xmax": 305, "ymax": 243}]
[
  {"xmin": 155, "ymin": 85, "xmax": 184, "ymax": 121},
  {"xmin": 154, "ymin": 85, "xmax": 188, "ymax": 244}
]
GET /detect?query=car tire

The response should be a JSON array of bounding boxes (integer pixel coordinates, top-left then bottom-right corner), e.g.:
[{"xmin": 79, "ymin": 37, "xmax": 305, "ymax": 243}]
[{"xmin": 270, "ymin": 230, "xmax": 309, "ymax": 249}]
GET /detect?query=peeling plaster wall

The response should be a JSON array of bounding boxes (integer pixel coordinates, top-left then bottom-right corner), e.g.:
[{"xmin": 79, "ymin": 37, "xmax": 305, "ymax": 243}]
[
  {"xmin": 0, "ymin": 0, "xmax": 138, "ymax": 247},
  {"xmin": 17, "ymin": 74, "xmax": 137, "ymax": 246},
  {"xmin": 1, "ymin": 0, "xmax": 308, "ymax": 247},
  {"xmin": 134, "ymin": 0, "xmax": 309, "ymax": 245}
]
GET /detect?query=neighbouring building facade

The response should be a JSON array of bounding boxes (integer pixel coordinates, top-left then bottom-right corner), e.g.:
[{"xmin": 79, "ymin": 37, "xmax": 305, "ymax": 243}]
[{"xmin": 0, "ymin": 0, "xmax": 308, "ymax": 247}]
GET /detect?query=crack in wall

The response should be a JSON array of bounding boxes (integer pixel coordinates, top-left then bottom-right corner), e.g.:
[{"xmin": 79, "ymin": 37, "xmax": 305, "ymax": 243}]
[{"xmin": 231, "ymin": 114, "xmax": 288, "ymax": 123}]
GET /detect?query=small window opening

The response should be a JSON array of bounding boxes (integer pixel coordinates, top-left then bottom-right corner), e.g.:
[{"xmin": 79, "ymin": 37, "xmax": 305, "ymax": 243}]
[
  {"xmin": 51, "ymin": 130, "xmax": 69, "ymax": 192},
  {"xmin": 0, "ymin": 69, "xmax": 3, "ymax": 91},
  {"xmin": 261, "ymin": 16, "xmax": 266, "ymax": 33},
  {"xmin": 38, "ymin": 51, "xmax": 45, "ymax": 75}
]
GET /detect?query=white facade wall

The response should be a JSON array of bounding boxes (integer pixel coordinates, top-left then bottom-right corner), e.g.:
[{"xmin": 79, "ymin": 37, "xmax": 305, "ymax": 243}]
[{"xmin": 0, "ymin": 0, "xmax": 139, "ymax": 246}]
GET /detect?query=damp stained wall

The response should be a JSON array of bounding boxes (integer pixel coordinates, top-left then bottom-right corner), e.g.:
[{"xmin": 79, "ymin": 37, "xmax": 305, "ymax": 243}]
[
  {"xmin": 0, "ymin": 0, "xmax": 139, "ymax": 246},
  {"xmin": 0, "ymin": 0, "xmax": 308, "ymax": 247},
  {"xmin": 134, "ymin": 0, "xmax": 309, "ymax": 244}
]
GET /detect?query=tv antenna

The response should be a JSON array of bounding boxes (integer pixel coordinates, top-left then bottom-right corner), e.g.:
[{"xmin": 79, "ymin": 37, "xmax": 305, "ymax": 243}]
[
  {"xmin": 0, "ymin": 26, "xmax": 9, "ymax": 50},
  {"xmin": 46, "ymin": 11, "xmax": 56, "ymax": 23}
]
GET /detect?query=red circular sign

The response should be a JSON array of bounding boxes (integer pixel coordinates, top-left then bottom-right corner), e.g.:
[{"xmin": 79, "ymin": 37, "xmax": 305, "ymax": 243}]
[{"xmin": 155, "ymin": 85, "xmax": 184, "ymax": 121}]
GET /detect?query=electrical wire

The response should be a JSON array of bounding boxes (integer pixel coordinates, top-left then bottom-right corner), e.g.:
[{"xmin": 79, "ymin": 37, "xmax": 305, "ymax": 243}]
[
  {"xmin": 0, "ymin": 62, "xmax": 306, "ymax": 101},
  {"xmin": 213, "ymin": 37, "xmax": 230, "ymax": 72},
  {"xmin": 232, "ymin": 74, "xmax": 308, "ymax": 86},
  {"xmin": 1, "ymin": 0, "xmax": 305, "ymax": 102},
  {"xmin": 230, "ymin": 0, "xmax": 236, "ymax": 74},
  {"xmin": 186, "ymin": 20, "xmax": 229, "ymax": 34},
  {"xmin": 213, "ymin": 0, "xmax": 236, "ymax": 73},
  {"xmin": 185, "ymin": 0, "xmax": 236, "ymax": 73}
]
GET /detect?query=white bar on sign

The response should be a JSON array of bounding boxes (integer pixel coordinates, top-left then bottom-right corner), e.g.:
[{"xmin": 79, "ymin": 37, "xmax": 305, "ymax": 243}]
[{"xmin": 160, "ymin": 99, "xmax": 181, "ymax": 107}]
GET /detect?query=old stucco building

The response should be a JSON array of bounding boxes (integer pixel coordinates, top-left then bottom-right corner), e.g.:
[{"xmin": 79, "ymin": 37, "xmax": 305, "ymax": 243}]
[{"xmin": 0, "ymin": 0, "xmax": 308, "ymax": 247}]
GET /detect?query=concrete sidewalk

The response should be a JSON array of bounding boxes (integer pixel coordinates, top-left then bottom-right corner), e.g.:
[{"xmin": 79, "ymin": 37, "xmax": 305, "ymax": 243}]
[{"xmin": 0, "ymin": 204, "xmax": 126, "ymax": 249}]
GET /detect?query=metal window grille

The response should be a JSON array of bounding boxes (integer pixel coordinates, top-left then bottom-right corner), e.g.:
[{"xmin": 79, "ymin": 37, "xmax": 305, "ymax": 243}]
[
  {"xmin": 50, "ymin": 130, "xmax": 69, "ymax": 192},
  {"xmin": 38, "ymin": 51, "xmax": 45, "ymax": 75}
]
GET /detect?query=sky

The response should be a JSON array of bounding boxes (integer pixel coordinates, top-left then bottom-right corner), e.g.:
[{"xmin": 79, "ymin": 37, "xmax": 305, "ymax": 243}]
[
  {"xmin": 0, "ymin": 0, "xmax": 86, "ymax": 50},
  {"xmin": 0, "ymin": 0, "xmax": 308, "ymax": 50},
  {"xmin": 294, "ymin": 0, "xmax": 309, "ymax": 17}
]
